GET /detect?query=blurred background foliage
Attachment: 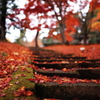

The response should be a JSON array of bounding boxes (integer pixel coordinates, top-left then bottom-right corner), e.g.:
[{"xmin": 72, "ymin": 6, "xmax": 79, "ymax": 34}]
[{"xmin": 0, "ymin": 0, "xmax": 100, "ymax": 47}]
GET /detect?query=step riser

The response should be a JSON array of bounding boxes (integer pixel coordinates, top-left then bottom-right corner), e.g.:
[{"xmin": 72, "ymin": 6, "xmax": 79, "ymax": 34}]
[
  {"xmin": 30, "ymin": 47, "xmax": 100, "ymax": 100},
  {"xmin": 35, "ymin": 83, "xmax": 100, "ymax": 100},
  {"xmin": 34, "ymin": 63, "xmax": 100, "ymax": 69},
  {"xmin": 36, "ymin": 69, "xmax": 100, "ymax": 79}
]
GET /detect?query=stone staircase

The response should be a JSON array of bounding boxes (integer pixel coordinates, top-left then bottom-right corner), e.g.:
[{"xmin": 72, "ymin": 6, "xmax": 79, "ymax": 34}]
[{"xmin": 30, "ymin": 47, "xmax": 100, "ymax": 100}]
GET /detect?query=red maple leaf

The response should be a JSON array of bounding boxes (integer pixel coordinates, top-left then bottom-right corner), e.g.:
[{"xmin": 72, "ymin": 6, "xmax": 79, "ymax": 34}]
[{"xmin": 14, "ymin": 86, "xmax": 34, "ymax": 96}]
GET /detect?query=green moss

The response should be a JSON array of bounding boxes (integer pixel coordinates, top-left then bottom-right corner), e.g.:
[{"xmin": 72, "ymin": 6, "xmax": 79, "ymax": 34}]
[{"xmin": 0, "ymin": 66, "xmax": 36, "ymax": 100}]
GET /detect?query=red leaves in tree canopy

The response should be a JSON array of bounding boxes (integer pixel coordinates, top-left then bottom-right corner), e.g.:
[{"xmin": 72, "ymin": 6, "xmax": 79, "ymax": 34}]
[
  {"xmin": 89, "ymin": 0, "xmax": 100, "ymax": 11},
  {"xmin": 65, "ymin": 14, "xmax": 80, "ymax": 27},
  {"xmin": 24, "ymin": 0, "xmax": 52, "ymax": 14}
]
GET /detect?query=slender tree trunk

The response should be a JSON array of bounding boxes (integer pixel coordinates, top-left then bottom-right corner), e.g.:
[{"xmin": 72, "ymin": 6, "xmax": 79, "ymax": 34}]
[
  {"xmin": 81, "ymin": 17, "xmax": 88, "ymax": 45},
  {"xmin": 59, "ymin": 22, "xmax": 66, "ymax": 44},
  {"xmin": 35, "ymin": 31, "xmax": 39, "ymax": 47},
  {"xmin": 83, "ymin": 30, "xmax": 88, "ymax": 45},
  {"xmin": 82, "ymin": 23, "xmax": 88, "ymax": 45}
]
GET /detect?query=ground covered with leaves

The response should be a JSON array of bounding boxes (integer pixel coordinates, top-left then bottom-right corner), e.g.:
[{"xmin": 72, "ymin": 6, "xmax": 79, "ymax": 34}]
[
  {"xmin": 0, "ymin": 42, "xmax": 100, "ymax": 100},
  {"xmin": 43, "ymin": 44, "xmax": 100, "ymax": 59},
  {"xmin": 0, "ymin": 42, "xmax": 35, "ymax": 100}
]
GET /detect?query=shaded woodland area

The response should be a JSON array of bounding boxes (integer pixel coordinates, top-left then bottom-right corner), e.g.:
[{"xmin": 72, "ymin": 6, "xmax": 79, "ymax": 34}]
[{"xmin": 0, "ymin": 0, "xmax": 100, "ymax": 47}]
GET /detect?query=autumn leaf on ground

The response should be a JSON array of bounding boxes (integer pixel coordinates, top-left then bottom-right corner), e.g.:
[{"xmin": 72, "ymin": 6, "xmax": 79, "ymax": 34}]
[
  {"xmin": 14, "ymin": 86, "xmax": 33, "ymax": 96},
  {"xmin": 0, "ymin": 93, "xmax": 6, "ymax": 97}
]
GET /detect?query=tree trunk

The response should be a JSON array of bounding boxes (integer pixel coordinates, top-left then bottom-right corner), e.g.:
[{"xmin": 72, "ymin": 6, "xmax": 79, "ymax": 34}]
[
  {"xmin": 81, "ymin": 19, "xmax": 88, "ymax": 45},
  {"xmin": 0, "ymin": 0, "xmax": 7, "ymax": 41},
  {"xmin": 83, "ymin": 26, "xmax": 88, "ymax": 45},
  {"xmin": 83, "ymin": 33, "xmax": 87, "ymax": 45},
  {"xmin": 59, "ymin": 22, "xmax": 66, "ymax": 44},
  {"xmin": 0, "ymin": 17, "xmax": 6, "ymax": 41},
  {"xmin": 35, "ymin": 31, "xmax": 39, "ymax": 47}
]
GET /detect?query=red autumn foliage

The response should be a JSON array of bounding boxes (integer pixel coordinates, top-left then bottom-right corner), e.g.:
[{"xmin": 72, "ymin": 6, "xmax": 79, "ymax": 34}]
[
  {"xmin": 0, "ymin": 42, "xmax": 33, "ymax": 96},
  {"xmin": 43, "ymin": 44, "xmax": 100, "ymax": 59},
  {"xmin": 7, "ymin": 0, "xmax": 100, "ymax": 45},
  {"xmin": 14, "ymin": 86, "xmax": 33, "ymax": 96},
  {"xmin": 0, "ymin": 42, "xmax": 100, "ymax": 100},
  {"xmin": 89, "ymin": 0, "xmax": 100, "ymax": 11},
  {"xmin": 29, "ymin": 73, "xmax": 100, "ymax": 84}
]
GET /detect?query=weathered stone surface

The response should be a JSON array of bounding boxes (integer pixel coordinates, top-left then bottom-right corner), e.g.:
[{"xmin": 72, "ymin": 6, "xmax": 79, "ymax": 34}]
[
  {"xmin": 36, "ymin": 69, "xmax": 100, "ymax": 79},
  {"xmin": 33, "ymin": 63, "xmax": 100, "ymax": 69},
  {"xmin": 36, "ymin": 69, "xmax": 79, "ymax": 78},
  {"xmin": 30, "ymin": 47, "xmax": 100, "ymax": 100},
  {"xmin": 35, "ymin": 82, "xmax": 100, "ymax": 100}
]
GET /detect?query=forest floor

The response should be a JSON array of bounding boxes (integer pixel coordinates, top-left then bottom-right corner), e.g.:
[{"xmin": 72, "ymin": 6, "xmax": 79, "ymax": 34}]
[
  {"xmin": 0, "ymin": 42, "xmax": 36, "ymax": 100},
  {"xmin": 43, "ymin": 44, "xmax": 100, "ymax": 59},
  {"xmin": 0, "ymin": 42, "xmax": 100, "ymax": 100}
]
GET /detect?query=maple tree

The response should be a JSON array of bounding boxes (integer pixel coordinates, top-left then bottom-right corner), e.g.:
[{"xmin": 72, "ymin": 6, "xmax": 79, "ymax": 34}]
[
  {"xmin": 64, "ymin": 12, "xmax": 80, "ymax": 43},
  {"xmin": 7, "ymin": 0, "xmax": 100, "ymax": 45},
  {"xmin": 46, "ymin": 12, "xmax": 80, "ymax": 43},
  {"xmin": 75, "ymin": 0, "xmax": 100, "ymax": 44},
  {"xmin": 74, "ymin": 0, "xmax": 90, "ymax": 45},
  {"xmin": 90, "ymin": 0, "xmax": 100, "ymax": 32},
  {"xmin": 7, "ymin": 0, "xmax": 55, "ymax": 46},
  {"xmin": 88, "ymin": 0, "xmax": 100, "ymax": 44},
  {"xmin": 41, "ymin": 0, "xmax": 72, "ymax": 44},
  {"xmin": 7, "ymin": 0, "xmax": 80, "ymax": 45},
  {"xmin": 22, "ymin": 0, "xmax": 96, "ymax": 45},
  {"xmin": 45, "ymin": 0, "xmax": 100, "ymax": 45}
]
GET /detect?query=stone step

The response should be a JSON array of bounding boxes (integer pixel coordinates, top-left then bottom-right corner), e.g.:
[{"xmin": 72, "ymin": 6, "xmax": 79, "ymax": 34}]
[
  {"xmin": 30, "ymin": 48, "xmax": 100, "ymax": 100},
  {"xmin": 32, "ymin": 56, "xmax": 87, "ymax": 60},
  {"xmin": 35, "ymin": 69, "xmax": 100, "ymax": 79},
  {"xmin": 33, "ymin": 63, "xmax": 100, "ymax": 69},
  {"xmin": 33, "ymin": 59, "xmax": 100, "ymax": 63},
  {"xmin": 35, "ymin": 82, "xmax": 100, "ymax": 100}
]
